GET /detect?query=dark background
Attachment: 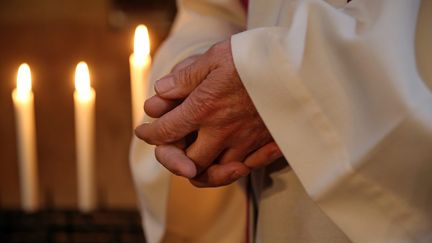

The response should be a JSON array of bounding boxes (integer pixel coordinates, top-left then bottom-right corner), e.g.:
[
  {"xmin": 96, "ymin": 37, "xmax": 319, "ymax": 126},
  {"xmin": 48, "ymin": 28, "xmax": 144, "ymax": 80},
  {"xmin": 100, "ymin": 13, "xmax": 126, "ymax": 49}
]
[
  {"xmin": 0, "ymin": 0, "xmax": 177, "ymax": 241},
  {"xmin": 0, "ymin": 0, "xmax": 175, "ymax": 211}
]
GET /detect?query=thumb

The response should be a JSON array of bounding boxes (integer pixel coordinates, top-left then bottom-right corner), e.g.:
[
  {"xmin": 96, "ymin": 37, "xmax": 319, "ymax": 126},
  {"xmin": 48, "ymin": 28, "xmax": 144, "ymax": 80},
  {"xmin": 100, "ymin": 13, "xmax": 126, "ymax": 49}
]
[{"xmin": 154, "ymin": 55, "xmax": 212, "ymax": 99}]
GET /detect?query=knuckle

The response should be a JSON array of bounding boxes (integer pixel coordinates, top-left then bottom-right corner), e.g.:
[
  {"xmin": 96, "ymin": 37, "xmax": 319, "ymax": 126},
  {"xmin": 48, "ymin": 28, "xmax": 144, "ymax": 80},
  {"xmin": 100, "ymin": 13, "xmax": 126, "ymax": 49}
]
[
  {"xmin": 172, "ymin": 55, "xmax": 199, "ymax": 73},
  {"xmin": 185, "ymin": 90, "xmax": 218, "ymax": 122},
  {"xmin": 207, "ymin": 41, "xmax": 230, "ymax": 61},
  {"xmin": 156, "ymin": 123, "xmax": 177, "ymax": 143},
  {"xmin": 176, "ymin": 65, "xmax": 196, "ymax": 90},
  {"xmin": 207, "ymin": 45, "xmax": 218, "ymax": 57},
  {"xmin": 177, "ymin": 100, "xmax": 201, "ymax": 125},
  {"xmin": 172, "ymin": 61, "xmax": 188, "ymax": 73},
  {"xmin": 208, "ymin": 42, "xmax": 223, "ymax": 56}
]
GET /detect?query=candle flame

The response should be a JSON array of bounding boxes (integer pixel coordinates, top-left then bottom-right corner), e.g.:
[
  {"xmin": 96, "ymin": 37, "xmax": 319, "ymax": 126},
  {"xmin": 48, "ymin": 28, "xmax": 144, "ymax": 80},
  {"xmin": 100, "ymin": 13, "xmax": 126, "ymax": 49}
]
[
  {"xmin": 75, "ymin": 62, "xmax": 92, "ymax": 99},
  {"xmin": 17, "ymin": 63, "xmax": 32, "ymax": 98},
  {"xmin": 134, "ymin": 25, "xmax": 150, "ymax": 64}
]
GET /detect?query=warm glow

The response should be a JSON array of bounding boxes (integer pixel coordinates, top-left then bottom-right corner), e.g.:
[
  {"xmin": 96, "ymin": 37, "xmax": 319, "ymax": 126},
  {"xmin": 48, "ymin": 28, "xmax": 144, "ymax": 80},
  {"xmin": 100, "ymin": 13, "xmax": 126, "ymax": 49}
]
[
  {"xmin": 75, "ymin": 62, "xmax": 92, "ymax": 99},
  {"xmin": 17, "ymin": 63, "xmax": 32, "ymax": 98},
  {"xmin": 133, "ymin": 25, "xmax": 150, "ymax": 64}
]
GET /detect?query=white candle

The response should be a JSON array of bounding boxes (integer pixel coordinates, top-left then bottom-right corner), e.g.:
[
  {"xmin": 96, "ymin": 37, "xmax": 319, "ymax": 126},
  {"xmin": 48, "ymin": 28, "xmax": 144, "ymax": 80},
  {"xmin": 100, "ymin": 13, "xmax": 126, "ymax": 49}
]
[
  {"xmin": 12, "ymin": 63, "xmax": 39, "ymax": 212},
  {"xmin": 130, "ymin": 24, "xmax": 151, "ymax": 127},
  {"xmin": 74, "ymin": 62, "xmax": 96, "ymax": 212}
]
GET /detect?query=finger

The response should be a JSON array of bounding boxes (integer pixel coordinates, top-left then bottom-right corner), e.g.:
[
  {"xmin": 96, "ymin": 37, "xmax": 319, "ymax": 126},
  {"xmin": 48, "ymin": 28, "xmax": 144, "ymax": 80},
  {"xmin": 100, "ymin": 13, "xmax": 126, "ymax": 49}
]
[
  {"xmin": 185, "ymin": 130, "xmax": 225, "ymax": 173},
  {"xmin": 217, "ymin": 137, "xmax": 270, "ymax": 164},
  {"xmin": 155, "ymin": 143, "xmax": 197, "ymax": 178},
  {"xmin": 135, "ymin": 102, "xmax": 199, "ymax": 145},
  {"xmin": 244, "ymin": 142, "xmax": 283, "ymax": 170},
  {"xmin": 171, "ymin": 55, "xmax": 201, "ymax": 73},
  {"xmin": 144, "ymin": 95, "xmax": 179, "ymax": 118},
  {"xmin": 154, "ymin": 54, "xmax": 212, "ymax": 99},
  {"xmin": 217, "ymin": 148, "xmax": 248, "ymax": 165},
  {"xmin": 145, "ymin": 55, "xmax": 202, "ymax": 118},
  {"xmin": 189, "ymin": 162, "xmax": 250, "ymax": 188},
  {"xmin": 190, "ymin": 143, "xmax": 282, "ymax": 187}
]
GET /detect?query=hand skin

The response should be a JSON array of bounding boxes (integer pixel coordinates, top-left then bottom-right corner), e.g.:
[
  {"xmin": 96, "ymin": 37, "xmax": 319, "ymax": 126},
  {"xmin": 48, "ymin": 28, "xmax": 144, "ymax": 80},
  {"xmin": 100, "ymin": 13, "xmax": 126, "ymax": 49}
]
[
  {"xmin": 144, "ymin": 55, "xmax": 201, "ymax": 118},
  {"xmin": 136, "ymin": 40, "xmax": 282, "ymax": 187}
]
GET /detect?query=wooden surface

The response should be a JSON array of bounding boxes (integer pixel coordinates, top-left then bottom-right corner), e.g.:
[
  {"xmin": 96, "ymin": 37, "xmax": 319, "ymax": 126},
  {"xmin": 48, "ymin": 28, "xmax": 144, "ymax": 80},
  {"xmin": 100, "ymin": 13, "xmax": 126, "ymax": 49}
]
[{"xmin": 0, "ymin": 0, "xmax": 173, "ymax": 209}]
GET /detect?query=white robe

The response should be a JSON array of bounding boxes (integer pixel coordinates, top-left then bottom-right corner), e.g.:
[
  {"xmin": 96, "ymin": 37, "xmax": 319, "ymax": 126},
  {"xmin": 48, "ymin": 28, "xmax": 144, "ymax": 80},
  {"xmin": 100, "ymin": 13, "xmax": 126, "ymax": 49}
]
[{"xmin": 130, "ymin": 0, "xmax": 432, "ymax": 242}]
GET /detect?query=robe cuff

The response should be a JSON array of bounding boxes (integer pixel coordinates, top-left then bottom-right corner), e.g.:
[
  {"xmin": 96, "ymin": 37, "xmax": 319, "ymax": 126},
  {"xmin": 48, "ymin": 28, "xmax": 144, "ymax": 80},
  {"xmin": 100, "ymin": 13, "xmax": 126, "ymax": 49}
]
[{"xmin": 231, "ymin": 29, "xmax": 352, "ymax": 200}]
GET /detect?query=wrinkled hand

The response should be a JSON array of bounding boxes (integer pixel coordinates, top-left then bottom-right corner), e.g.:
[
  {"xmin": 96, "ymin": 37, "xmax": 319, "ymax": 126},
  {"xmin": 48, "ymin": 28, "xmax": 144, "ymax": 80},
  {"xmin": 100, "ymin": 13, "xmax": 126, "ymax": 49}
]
[
  {"xmin": 136, "ymin": 40, "xmax": 282, "ymax": 187},
  {"xmin": 144, "ymin": 54, "xmax": 202, "ymax": 118}
]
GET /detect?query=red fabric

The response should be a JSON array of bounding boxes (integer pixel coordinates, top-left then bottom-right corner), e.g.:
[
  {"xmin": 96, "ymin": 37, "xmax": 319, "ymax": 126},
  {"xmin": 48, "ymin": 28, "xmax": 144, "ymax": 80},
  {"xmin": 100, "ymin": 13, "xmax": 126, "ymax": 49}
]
[
  {"xmin": 240, "ymin": 0, "xmax": 249, "ymax": 12},
  {"xmin": 246, "ymin": 189, "xmax": 250, "ymax": 243},
  {"xmin": 245, "ymin": 177, "xmax": 251, "ymax": 243}
]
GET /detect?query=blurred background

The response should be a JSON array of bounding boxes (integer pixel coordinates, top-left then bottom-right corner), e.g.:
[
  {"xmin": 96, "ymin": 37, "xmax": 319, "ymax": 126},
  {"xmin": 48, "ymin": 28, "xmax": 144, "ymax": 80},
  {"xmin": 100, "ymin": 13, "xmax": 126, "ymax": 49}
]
[{"xmin": 0, "ymin": 0, "xmax": 175, "ymax": 241}]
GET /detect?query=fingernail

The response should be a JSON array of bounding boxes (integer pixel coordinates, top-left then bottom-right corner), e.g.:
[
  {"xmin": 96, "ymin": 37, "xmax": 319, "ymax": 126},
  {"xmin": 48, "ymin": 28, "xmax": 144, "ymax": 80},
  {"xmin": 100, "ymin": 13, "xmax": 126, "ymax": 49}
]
[
  {"xmin": 184, "ymin": 164, "xmax": 197, "ymax": 179},
  {"xmin": 134, "ymin": 122, "xmax": 150, "ymax": 138},
  {"xmin": 155, "ymin": 76, "xmax": 175, "ymax": 94},
  {"xmin": 134, "ymin": 122, "xmax": 149, "ymax": 131}
]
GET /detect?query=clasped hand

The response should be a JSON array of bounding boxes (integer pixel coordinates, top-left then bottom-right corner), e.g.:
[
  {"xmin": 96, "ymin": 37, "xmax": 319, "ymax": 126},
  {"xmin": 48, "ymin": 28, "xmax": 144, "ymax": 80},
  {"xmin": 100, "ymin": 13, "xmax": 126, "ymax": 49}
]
[{"xmin": 135, "ymin": 40, "xmax": 282, "ymax": 187}]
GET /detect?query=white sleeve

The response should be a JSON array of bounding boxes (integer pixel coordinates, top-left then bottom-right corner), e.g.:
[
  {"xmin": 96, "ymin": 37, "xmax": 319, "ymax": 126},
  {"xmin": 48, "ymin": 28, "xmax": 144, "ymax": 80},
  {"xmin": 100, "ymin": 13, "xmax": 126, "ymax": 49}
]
[
  {"xmin": 232, "ymin": 0, "xmax": 432, "ymax": 242},
  {"xmin": 148, "ymin": 0, "xmax": 246, "ymax": 84},
  {"xmin": 129, "ymin": 1, "xmax": 245, "ymax": 243}
]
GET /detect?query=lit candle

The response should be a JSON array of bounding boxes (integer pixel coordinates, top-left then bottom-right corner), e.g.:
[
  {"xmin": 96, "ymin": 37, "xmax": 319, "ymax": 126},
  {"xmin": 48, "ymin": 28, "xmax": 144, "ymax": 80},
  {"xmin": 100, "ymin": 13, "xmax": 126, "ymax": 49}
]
[
  {"xmin": 130, "ymin": 24, "xmax": 151, "ymax": 127},
  {"xmin": 12, "ymin": 63, "xmax": 39, "ymax": 212},
  {"xmin": 74, "ymin": 62, "xmax": 96, "ymax": 212}
]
